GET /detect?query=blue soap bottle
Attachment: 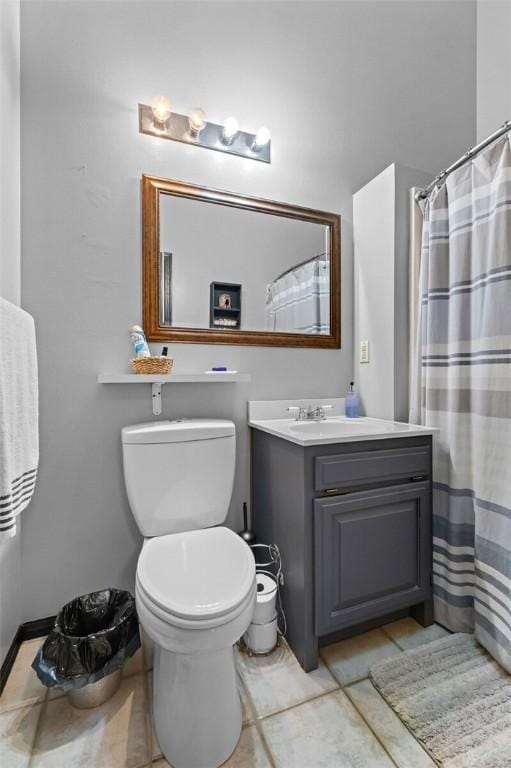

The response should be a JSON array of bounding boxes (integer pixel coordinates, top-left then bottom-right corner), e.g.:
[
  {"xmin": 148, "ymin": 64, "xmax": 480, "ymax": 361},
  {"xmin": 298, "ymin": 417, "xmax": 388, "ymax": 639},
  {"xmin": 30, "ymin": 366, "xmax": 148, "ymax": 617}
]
[{"xmin": 345, "ymin": 382, "xmax": 361, "ymax": 418}]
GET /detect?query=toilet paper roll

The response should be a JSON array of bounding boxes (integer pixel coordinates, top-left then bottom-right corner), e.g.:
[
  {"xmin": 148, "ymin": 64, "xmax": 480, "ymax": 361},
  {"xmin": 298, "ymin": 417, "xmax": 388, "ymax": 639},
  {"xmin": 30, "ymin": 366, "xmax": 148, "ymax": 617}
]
[
  {"xmin": 243, "ymin": 617, "xmax": 278, "ymax": 654},
  {"xmin": 253, "ymin": 573, "xmax": 278, "ymax": 624}
]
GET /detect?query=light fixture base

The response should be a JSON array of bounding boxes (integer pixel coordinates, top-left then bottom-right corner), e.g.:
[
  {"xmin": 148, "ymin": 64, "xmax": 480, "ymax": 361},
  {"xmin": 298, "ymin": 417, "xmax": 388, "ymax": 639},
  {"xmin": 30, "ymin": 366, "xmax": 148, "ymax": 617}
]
[{"xmin": 138, "ymin": 104, "xmax": 271, "ymax": 164}]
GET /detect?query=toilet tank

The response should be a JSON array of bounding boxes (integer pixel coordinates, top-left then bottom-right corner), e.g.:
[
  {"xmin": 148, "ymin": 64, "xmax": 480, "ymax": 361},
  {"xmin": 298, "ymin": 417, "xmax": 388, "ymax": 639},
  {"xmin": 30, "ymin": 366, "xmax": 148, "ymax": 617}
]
[{"xmin": 121, "ymin": 419, "xmax": 236, "ymax": 537}]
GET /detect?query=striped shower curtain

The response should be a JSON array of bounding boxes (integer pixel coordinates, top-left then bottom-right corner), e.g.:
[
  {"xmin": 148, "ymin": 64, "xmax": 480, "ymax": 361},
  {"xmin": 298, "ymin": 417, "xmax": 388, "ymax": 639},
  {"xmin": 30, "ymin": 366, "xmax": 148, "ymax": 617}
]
[
  {"xmin": 265, "ymin": 257, "xmax": 330, "ymax": 333},
  {"xmin": 411, "ymin": 133, "xmax": 511, "ymax": 673}
]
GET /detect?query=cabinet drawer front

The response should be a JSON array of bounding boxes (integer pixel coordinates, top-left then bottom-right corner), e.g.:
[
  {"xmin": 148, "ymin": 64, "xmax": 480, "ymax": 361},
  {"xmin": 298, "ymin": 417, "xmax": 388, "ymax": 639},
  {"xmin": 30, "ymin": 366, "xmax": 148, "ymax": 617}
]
[
  {"xmin": 315, "ymin": 446, "xmax": 430, "ymax": 491},
  {"xmin": 314, "ymin": 483, "xmax": 431, "ymax": 636}
]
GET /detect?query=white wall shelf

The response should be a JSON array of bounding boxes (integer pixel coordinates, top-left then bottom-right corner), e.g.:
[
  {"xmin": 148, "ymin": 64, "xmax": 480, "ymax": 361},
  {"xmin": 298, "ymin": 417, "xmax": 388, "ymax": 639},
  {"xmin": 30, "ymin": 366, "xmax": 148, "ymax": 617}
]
[
  {"xmin": 98, "ymin": 372, "xmax": 251, "ymax": 415},
  {"xmin": 98, "ymin": 373, "xmax": 250, "ymax": 384}
]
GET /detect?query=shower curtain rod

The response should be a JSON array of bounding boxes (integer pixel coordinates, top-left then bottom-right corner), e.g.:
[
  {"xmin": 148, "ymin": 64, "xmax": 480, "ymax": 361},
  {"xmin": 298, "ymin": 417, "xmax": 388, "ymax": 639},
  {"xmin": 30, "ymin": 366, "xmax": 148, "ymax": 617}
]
[
  {"xmin": 415, "ymin": 120, "xmax": 511, "ymax": 201},
  {"xmin": 272, "ymin": 252, "xmax": 327, "ymax": 282}
]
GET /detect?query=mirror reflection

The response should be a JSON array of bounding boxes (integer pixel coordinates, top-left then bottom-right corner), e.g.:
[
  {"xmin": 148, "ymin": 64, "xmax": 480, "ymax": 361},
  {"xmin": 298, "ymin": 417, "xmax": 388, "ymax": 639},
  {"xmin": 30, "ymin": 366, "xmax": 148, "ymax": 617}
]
[{"xmin": 159, "ymin": 195, "xmax": 331, "ymax": 335}]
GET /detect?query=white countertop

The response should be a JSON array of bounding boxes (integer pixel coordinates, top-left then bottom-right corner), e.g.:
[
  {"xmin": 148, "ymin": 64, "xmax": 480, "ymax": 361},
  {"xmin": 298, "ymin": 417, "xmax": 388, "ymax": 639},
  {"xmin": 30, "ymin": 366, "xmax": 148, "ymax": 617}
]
[
  {"xmin": 247, "ymin": 399, "xmax": 437, "ymax": 446},
  {"xmin": 249, "ymin": 416, "xmax": 437, "ymax": 446}
]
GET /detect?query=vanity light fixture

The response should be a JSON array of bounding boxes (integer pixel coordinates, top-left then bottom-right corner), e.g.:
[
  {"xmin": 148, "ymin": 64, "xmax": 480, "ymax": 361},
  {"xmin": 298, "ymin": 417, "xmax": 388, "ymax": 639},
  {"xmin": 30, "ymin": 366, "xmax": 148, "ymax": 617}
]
[
  {"xmin": 151, "ymin": 96, "xmax": 172, "ymax": 128},
  {"xmin": 188, "ymin": 108, "xmax": 207, "ymax": 138},
  {"xmin": 252, "ymin": 126, "xmax": 271, "ymax": 152},
  {"xmin": 138, "ymin": 100, "xmax": 271, "ymax": 163},
  {"xmin": 222, "ymin": 116, "xmax": 239, "ymax": 145}
]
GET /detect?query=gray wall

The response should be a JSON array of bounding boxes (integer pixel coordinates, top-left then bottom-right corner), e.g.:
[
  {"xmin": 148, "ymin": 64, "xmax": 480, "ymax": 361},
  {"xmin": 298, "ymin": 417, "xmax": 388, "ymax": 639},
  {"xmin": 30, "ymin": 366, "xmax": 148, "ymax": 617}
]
[
  {"xmin": 160, "ymin": 196, "xmax": 326, "ymax": 331},
  {"xmin": 0, "ymin": 0, "xmax": 21, "ymax": 663},
  {"xmin": 354, "ymin": 165, "xmax": 396, "ymax": 419},
  {"xmin": 353, "ymin": 162, "xmax": 435, "ymax": 422},
  {"xmin": 20, "ymin": 0, "xmax": 476, "ymax": 622},
  {"xmin": 476, "ymin": 0, "xmax": 511, "ymax": 141},
  {"xmin": 393, "ymin": 164, "xmax": 433, "ymax": 420},
  {"xmin": 0, "ymin": 0, "xmax": 20, "ymax": 306},
  {"xmin": 354, "ymin": 164, "xmax": 433, "ymax": 422}
]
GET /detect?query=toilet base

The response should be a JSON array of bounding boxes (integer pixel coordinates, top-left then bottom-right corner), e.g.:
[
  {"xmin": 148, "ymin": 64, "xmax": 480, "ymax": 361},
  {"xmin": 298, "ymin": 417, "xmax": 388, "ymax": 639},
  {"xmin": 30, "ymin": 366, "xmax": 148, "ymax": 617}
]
[{"xmin": 152, "ymin": 644, "xmax": 242, "ymax": 768}]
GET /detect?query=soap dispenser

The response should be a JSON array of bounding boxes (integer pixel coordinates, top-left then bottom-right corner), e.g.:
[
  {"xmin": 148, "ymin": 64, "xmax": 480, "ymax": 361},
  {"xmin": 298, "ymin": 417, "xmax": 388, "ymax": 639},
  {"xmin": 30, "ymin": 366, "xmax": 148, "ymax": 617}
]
[{"xmin": 345, "ymin": 382, "xmax": 361, "ymax": 418}]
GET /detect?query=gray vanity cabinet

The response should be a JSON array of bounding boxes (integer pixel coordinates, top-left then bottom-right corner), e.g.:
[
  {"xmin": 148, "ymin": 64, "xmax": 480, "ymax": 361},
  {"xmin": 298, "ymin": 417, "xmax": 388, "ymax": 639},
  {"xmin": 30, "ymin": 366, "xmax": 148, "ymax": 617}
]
[{"xmin": 250, "ymin": 430, "xmax": 433, "ymax": 671}]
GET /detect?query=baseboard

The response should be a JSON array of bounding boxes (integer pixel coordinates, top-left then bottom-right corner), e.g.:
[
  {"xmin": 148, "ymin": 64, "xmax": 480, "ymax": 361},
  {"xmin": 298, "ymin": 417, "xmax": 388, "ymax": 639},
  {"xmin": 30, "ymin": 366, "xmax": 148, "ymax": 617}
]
[
  {"xmin": 0, "ymin": 615, "xmax": 55, "ymax": 696},
  {"xmin": 0, "ymin": 627, "xmax": 22, "ymax": 696}
]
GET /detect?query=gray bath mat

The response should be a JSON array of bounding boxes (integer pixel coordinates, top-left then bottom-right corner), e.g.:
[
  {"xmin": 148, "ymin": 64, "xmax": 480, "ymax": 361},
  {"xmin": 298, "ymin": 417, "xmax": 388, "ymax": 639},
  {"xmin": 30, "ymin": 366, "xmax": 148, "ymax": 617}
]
[{"xmin": 370, "ymin": 633, "xmax": 511, "ymax": 768}]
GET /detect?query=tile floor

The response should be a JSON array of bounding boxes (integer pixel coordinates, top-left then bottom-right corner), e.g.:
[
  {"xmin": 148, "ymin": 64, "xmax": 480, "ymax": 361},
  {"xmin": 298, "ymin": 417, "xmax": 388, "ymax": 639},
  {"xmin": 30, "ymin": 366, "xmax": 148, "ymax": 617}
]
[{"xmin": 1, "ymin": 618, "xmax": 449, "ymax": 767}]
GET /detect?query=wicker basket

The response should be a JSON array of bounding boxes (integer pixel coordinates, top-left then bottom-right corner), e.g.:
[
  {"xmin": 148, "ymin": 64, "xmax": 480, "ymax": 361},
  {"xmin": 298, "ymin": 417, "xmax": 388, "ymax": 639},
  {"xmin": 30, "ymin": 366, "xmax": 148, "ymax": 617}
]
[{"xmin": 131, "ymin": 356, "xmax": 173, "ymax": 374}]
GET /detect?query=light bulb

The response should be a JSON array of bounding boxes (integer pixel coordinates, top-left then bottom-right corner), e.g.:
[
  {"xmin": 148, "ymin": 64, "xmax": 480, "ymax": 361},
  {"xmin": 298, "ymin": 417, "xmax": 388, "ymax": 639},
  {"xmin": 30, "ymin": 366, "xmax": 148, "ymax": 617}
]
[
  {"xmin": 222, "ymin": 116, "xmax": 239, "ymax": 145},
  {"xmin": 151, "ymin": 96, "xmax": 171, "ymax": 125},
  {"xmin": 253, "ymin": 126, "xmax": 271, "ymax": 150},
  {"xmin": 188, "ymin": 108, "xmax": 206, "ymax": 137}
]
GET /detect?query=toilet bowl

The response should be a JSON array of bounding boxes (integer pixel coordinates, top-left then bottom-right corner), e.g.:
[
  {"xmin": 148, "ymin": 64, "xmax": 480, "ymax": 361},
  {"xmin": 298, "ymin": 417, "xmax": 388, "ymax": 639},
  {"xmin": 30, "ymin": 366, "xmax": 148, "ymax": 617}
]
[
  {"xmin": 121, "ymin": 420, "xmax": 256, "ymax": 768},
  {"xmin": 136, "ymin": 528, "xmax": 256, "ymax": 768}
]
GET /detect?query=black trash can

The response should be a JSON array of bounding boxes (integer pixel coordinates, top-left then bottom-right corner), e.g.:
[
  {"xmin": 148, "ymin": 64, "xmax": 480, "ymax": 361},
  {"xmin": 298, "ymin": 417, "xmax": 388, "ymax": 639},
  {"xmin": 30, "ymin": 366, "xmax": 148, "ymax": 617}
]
[{"xmin": 32, "ymin": 589, "xmax": 140, "ymax": 709}]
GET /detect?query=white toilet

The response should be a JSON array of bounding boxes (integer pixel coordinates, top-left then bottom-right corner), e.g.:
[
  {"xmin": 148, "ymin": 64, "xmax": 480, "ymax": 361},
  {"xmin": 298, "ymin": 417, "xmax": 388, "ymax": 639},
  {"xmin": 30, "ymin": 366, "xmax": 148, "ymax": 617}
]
[{"xmin": 121, "ymin": 419, "xmax": 256, "ymax": 768}]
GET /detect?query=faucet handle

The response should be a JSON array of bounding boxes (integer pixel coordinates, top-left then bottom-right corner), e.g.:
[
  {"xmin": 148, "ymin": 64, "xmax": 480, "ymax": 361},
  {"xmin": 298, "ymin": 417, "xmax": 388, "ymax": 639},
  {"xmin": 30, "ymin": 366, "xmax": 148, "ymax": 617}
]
[
  {"xmin": 309, "ymin": 404, "xmax": 334, "ymax": 421},
  {"xmin": 287, "ymin": 406, "xmax": 300, "ymax": 421},
  {"xmin": 287, "ymin": 406, "xmax": 307, "ymax": 421}
]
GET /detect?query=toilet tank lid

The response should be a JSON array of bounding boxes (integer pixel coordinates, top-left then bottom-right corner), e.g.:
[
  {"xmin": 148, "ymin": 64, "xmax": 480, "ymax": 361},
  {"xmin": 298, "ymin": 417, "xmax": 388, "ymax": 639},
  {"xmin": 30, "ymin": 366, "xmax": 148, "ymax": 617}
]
[{"xmin": 121, "ymin": 419, "xmax": 235, "ymax": 445}]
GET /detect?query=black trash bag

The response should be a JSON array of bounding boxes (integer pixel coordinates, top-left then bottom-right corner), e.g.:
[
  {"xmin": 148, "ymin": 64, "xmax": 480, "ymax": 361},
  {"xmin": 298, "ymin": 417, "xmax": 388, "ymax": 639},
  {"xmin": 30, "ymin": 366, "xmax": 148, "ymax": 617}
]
[{"xmin": 32, "ymin": 589, "xmax": 140, "ymax": 691}]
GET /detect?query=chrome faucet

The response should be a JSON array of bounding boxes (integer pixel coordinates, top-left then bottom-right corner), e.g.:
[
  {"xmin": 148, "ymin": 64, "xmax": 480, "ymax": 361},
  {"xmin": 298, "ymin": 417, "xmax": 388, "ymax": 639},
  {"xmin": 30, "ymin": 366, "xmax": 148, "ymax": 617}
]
[
  {"xmin": 287, "ymin": 404, "xmax": 333, "ymax": 421},
  {"xmin": 306, "ymin": 405, "xmax": 333, "ymax": 421},
  {"xmin": 287, "ymin": 406, "xmax": 308, "ymax": 421}
]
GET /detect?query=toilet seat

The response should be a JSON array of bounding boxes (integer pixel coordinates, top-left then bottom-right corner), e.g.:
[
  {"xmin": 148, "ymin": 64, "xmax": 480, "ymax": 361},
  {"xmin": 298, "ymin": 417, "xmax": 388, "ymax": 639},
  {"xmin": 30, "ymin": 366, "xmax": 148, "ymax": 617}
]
[
  {"xmin": 136, "ymin": 527, "xmax": 255, "ymax": 626},
  {"xmin": 136, "ymin": 574, "xmax": 256, "ymax": 636}
]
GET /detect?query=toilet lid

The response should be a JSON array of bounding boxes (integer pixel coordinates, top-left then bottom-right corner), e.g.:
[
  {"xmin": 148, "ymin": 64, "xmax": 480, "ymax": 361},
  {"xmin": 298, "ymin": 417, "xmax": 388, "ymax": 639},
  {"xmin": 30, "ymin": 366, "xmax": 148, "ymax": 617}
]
[{"xmin": 137, "ymin": 527, "xmax": 255, "ymax": 621}]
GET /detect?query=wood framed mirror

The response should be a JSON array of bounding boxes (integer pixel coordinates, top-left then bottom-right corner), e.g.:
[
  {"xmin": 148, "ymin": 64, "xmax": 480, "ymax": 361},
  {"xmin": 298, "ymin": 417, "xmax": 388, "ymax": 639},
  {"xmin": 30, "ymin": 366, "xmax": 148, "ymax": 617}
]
[{"xmin": 142, "ymin": 175, "xmax": 341, "ymax": 347}]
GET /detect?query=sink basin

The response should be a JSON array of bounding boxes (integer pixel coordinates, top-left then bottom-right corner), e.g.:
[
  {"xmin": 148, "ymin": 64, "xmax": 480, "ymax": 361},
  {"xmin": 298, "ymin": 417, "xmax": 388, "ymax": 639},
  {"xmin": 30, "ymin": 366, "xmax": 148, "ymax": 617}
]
[
  {"xmin": 248, "ymin": 400, "xmax": 439, "ymax": 446},
  {"xmin": 289, "ymin": 419, "xmax": 379, "ymax": 436}
]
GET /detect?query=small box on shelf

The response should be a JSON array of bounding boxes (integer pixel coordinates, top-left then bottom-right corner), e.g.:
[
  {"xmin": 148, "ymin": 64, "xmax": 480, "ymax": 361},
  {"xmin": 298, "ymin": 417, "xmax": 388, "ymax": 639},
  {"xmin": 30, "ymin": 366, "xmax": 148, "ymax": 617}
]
[{"xmin": 210, "ymin": 282, "xmax": 241, "ymax": 329}]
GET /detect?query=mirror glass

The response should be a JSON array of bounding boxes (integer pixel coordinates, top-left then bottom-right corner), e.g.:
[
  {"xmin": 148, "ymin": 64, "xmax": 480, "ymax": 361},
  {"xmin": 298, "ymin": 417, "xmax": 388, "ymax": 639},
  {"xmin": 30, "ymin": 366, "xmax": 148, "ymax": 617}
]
[{"xmin": 159, "ymin": 195, "xmax": 331, "ymax": 335}]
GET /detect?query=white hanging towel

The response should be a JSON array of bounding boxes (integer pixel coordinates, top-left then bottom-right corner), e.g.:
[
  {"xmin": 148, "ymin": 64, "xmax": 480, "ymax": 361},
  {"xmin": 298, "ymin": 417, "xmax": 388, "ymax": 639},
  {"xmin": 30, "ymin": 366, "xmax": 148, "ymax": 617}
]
[{"xmin": 0, "ymin": 298, "xmax": 39, "ymax": 539}]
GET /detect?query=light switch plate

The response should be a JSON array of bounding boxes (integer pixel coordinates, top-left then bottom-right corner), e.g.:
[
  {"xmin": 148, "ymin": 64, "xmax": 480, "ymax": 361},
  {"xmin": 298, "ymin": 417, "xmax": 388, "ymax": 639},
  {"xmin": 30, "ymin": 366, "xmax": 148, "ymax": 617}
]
[{"xmin": 360, "ymin": 340, "xmax": 369, "ymax": 363}]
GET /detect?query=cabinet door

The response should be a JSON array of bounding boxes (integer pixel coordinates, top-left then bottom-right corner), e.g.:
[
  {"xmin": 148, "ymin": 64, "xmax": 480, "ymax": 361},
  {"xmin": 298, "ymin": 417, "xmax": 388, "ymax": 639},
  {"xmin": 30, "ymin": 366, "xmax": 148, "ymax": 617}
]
[{"xmin": 314, "ymin": 483, "xmax": 431, "ymax": 636}]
